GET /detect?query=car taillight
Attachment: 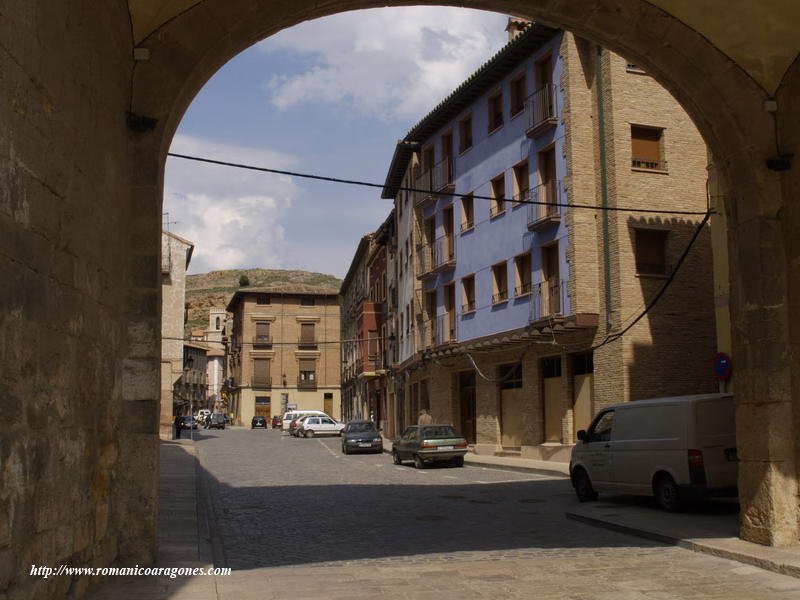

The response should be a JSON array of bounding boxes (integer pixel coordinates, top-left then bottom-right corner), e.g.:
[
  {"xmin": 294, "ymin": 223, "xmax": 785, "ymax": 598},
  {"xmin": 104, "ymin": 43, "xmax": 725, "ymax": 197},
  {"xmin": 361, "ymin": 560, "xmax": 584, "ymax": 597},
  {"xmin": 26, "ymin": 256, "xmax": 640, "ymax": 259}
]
[
  {"xmin": 454, "ymin": 441, "xmax": 468, "ymax": 448},
  {"xmin": 688, "ymin": 449, "xmax": 704, "ymax": 467},
  {"xmin": 421, "ymin": 442, "xmax": 436, "ymax": 448}
]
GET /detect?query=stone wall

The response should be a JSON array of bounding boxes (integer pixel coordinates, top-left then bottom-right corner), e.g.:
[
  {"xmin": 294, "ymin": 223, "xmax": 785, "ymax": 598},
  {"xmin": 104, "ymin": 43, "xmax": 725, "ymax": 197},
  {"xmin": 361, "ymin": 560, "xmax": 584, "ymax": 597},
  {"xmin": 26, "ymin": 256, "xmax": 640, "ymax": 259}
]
[{"xmin": 0, "ymin": 2, "xmax": 157, "ymax": 599}]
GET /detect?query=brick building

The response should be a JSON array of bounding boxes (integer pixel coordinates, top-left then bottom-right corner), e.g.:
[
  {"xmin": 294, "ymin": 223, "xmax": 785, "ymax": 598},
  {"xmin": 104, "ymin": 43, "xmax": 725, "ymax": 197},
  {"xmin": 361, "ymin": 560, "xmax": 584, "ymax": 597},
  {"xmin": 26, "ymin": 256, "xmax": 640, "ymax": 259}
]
[
  {"xmin": 340, "ymin": 213, "xmax": 395, "ymax": 426},
  {"xmin": 226, "ymin": 287, "xmax": 341, "ymax": 425},
  {"xmin": 369, "ymin": 21, "xmax": 716, "ymax": 460}
]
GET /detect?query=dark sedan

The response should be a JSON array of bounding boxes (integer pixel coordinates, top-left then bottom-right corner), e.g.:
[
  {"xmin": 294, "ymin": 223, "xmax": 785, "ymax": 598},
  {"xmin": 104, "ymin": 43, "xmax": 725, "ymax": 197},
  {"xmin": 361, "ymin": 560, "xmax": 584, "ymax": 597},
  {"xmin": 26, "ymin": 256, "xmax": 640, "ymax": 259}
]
[
  {"xmin": 392, "ymin": 425, "xmax": 468, "ymax": 468},
  {"xmin": 341, "ymin": 421, "xmax": 383, "ymax": 454},
  {"xmin": 251, "ymin": 416, "xmax": 267, "ymax": 429}
]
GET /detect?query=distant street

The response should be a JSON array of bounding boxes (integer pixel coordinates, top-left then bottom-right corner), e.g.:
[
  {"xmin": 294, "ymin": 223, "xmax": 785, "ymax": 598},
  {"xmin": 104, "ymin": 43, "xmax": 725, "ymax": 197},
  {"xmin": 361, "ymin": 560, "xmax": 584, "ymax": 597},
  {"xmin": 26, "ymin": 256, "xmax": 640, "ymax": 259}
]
[{"xmin": 191, "ymin": 429, "xmax": 799, "ymax": 599}]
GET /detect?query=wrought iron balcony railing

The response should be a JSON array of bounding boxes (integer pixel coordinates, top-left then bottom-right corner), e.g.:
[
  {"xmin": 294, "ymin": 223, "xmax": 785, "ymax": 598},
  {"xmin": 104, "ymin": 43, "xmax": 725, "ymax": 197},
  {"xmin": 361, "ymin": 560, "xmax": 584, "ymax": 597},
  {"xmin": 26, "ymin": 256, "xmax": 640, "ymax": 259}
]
[
  {"xmin": 415, "ymin": 157, "xmax": 453, "ymax": 206},
  {"xmin": 252, "ymin": 335, "xmax": 272, "ymax": 345},
  {"xmin": 297, "ymin": 376, "xmax": 317, "ymax": 390},
  {"xmin": 416, "ymin": 235, "xmax": 456, "ymax": 277},
  {"xmin": 515, "ymin": 282, "xmax": 532, "ymax": 297},
  {"xmin": 530, "ymin": 279, "xmax": 567, "ymax": 322},
  {"xmin": 252, "ymin": 376, "xmax": 272, "ymax": 389},
  {"xmin": 527, "ymin": 180, "xmax": 561, "ymax": 229},
  {"xmin": 435, "ymin": 313, "xmax": 457, "ymax": 346},
  {"xmin": 631, "ymin": 158, "xmax": 668, "ymax": 172},
  {"xmin": 525, "ymin": 83, "xmax": 558, "ymax": 137},
  {"xmin": 492, "ymin": 289, "xmax": 509, "ymax": 304},
  {"xmin": 298, "ymin": 337, "xmax": 318, "ymax": 349}
]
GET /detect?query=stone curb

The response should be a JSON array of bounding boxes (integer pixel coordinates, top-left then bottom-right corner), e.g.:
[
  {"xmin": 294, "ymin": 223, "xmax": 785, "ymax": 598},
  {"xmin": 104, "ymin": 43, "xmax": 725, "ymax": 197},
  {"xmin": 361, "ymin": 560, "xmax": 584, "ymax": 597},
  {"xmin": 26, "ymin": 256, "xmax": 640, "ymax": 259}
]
[{"xmin": 565, "ymin": 511, "xmax": 800, "ymax": 580}]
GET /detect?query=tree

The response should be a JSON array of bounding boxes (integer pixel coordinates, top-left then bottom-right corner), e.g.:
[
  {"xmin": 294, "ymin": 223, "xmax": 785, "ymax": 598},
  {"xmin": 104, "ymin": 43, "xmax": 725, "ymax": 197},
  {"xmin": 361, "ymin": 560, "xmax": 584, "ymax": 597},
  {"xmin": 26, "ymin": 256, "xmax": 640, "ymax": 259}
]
[{"xmin": 239, "ymin": 274, "xmax": 250, "ymax": 287}]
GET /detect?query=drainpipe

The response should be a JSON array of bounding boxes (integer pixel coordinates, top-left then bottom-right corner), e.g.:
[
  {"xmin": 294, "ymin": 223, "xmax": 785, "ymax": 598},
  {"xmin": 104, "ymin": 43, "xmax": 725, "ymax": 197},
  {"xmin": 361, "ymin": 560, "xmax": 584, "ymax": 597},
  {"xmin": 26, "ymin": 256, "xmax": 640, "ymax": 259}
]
[{"xmin": 595, "ymin": 46, "xmax": 613, "ymax": 327}]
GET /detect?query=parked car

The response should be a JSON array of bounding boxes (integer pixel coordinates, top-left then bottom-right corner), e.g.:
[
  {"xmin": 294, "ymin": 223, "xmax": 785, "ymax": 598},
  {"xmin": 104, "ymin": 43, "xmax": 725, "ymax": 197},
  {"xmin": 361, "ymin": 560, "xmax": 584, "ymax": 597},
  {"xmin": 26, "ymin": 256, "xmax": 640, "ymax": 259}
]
[
  {"xmin": 206, "ymin": 413, "xmax": 226, "ymax": 430},
  {"xmin": 392, "ymin": 425, "xmax": 468, "ymax": 468},
  {"xmin": 181, "ymin": 416, "xmax": 198, "ymax": 430},
  {"xmin": 298, "ymin": 416, "xmax": 346, "ymax": 438},
  {"xmin": 289, "ymin": 415, "xmax": 313, "ymax": 437},
  {"xmin": 196, "ymin": 409, "xmax": 211, "ymax": 423},
  {"xmin": 281, "ymin": 410, "xmax": 331, "ymax": 431},
  {"xmin": 271, "ymin": 415, "xmax": 283, "ymax": 429},
  {"xmin": 570, "ymin": 393, "xmax": 737, "ymax": 511},
  {"xmin": 341, "ymin": 421, "xmax": 383, "ymax": 454},
  {"xmin": 251, "ymin": 416, "xmax": 267, "ymax": 429}
]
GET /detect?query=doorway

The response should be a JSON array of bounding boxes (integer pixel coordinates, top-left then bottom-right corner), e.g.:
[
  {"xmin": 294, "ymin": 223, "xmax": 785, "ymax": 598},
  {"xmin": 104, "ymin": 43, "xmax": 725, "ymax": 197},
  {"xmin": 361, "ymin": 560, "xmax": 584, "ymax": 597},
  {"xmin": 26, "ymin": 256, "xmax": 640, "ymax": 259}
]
[{"xmin": 459, "ymin": 371, "xmax": 477, "ymax": 443}]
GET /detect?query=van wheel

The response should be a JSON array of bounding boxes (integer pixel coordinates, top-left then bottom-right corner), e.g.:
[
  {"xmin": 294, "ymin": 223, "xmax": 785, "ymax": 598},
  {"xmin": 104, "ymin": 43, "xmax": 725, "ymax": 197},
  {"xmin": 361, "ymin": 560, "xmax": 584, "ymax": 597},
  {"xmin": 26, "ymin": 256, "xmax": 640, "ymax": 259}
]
[
  {"xmin": 305, "ymin": 430, "xmax": 315, "ymax": 438},
  {"xmin": 392, "ymin": 451, "xmax": 402, "ymax": 465},
  {"xmin": 573, "ymin": 468, "xmax": 598, "ymax": 502},
  {"xmin": 654, "ymin": 474, "xmax": 682, "ymax": 512}
]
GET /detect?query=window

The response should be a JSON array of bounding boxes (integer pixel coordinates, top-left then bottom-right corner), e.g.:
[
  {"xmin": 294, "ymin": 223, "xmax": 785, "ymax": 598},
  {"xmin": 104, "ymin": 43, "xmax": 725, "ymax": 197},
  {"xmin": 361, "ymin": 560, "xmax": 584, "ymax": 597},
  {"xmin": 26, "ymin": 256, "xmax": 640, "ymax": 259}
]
[
  {"xmin": 461, "ymin": 275, "xmax": 476, "ymax": 313},
  {"xmin": 512, "ymin": 160, "xmax": 530, "ymax": 205},
  {"xmin": 257, "ymin": 295, "xmax": 270, "ymax": 304},
  {"xmin": 510, "ymin": 73, "xmax": 526, "ymax": 116},
  {"xmin": 459, "ymin": 114, "xmax": 473, "ymax": 152},
  {"xmin": 299, "ymin": 359, "xmax": 316, "ymax": 383},
  {"xmin": 422, "ymin": 146, "xmax": 435, "ymax": 173},
  {"xmin": 255, "ymin": 321, "xmax": 271, "ymax": 343},
  {"xmin": 542, "ymin": 356, "xmax": 561, "ymax": 378},
  {"xmin": 300, "ymin": 296, "xmax": 316, "ymax": 306},
  {"xmin": 488, "ymin": 90, "xmax": 503, "ymax": 132},
  {"xmin": 498, "ymin": 363, "xmax": 522, "ymax": 389},
  {"xmin": 492, "ymin": 262, "xmax": 509, "ymax": 304},
  {"xmin": 490, "ymin": 174, "xmax": 505, "ymax": 217},
  {"xmin": 588, "ymin": 410, "xmax": 614, "ymax": 443},
  {"xmin": 299, "ymin": 322, "xmax": 316, "ymax": 347},
  {"xmin": 460, "ymin": 194, "xmax": 474, "ymax": 232},
  {"xmin": 572, "ymin": 352, "xmax": 594, "ymax": 375},
  {"xmin": 252, "ymin": 358, "xmax": 271, "ymax": 386},
  {"xmin": 514, "ymin": 252, "xmax": 532, "ymax": 296},
  {"xmin": 635, "ymin": 229, "xmax": 668, "ymax": 275},
  {"xmin": 255, "ymin": 396, "xmax": 270, "ymax": 405},
  {"xmin": 631, "ymin": 125, "xmax": 666, "ymax": 171},
  {"xmin": 215, "ymin": 317, "xmax": 221, "ymax": 330},
  {"xmin": 368, "ymin": 330, "xmax": 379, "ymax": 360}
]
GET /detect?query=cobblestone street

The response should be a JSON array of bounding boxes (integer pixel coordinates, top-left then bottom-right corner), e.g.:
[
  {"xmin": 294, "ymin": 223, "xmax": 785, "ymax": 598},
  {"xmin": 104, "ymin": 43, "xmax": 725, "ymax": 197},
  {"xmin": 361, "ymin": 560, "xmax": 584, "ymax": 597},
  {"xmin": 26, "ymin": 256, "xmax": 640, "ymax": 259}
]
[{"xmin": 188, "ymin": 429, "xmax": 800, "ymax": 599}]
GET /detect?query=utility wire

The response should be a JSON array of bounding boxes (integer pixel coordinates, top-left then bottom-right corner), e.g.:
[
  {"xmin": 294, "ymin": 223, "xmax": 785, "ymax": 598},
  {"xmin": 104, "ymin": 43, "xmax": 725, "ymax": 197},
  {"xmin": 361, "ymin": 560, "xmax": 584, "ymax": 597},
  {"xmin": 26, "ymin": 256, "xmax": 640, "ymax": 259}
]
[{"xmin": 167, "ymin": 152, "xmax": 710, "ymax": 216}]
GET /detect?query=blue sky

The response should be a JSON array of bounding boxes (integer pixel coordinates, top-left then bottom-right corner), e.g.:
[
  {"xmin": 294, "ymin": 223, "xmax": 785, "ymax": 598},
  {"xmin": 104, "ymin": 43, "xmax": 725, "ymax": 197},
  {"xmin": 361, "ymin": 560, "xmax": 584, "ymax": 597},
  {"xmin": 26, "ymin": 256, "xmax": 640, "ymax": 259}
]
[{"xmin": 165, "ymin": 8, "xmax": 509, "ymax": 277}]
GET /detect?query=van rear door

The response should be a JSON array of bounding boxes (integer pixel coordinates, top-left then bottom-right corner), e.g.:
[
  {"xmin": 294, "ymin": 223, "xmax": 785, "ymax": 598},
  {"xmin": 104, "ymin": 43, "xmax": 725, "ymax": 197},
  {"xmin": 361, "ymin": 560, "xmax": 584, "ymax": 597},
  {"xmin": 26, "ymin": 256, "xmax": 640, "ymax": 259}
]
[{"xmin": 692, "ymin": 396, "xmax": 737, "ymax": 489}]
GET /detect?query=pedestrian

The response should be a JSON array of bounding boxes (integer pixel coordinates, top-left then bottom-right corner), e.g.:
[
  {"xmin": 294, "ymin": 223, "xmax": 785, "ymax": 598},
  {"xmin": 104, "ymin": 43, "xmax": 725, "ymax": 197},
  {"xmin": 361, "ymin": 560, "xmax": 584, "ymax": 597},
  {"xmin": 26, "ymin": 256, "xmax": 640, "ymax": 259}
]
[
  {"xmin": 418, "ymin": 409, "xmax": 433, "ymax": 425},
  {"xmin": 174, "ymin": 414, "xmax": 183, "ymax": 439}
]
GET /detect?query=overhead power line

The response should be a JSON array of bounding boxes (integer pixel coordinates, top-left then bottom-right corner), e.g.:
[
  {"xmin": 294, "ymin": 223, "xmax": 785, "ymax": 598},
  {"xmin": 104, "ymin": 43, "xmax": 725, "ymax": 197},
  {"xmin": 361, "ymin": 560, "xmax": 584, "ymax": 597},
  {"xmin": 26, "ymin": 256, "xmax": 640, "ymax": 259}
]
[{"xmin": 167, "ymin": 152, "xmax": 710, "ymax": 217}]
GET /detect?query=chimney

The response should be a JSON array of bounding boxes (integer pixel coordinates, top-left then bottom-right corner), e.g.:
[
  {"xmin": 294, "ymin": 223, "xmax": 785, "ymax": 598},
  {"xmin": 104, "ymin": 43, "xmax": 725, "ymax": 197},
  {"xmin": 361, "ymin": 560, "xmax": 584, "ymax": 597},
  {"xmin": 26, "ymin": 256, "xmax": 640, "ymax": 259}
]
[{"xmin": 505, "ymin": 17, "xmax": 532, "ymax": 42}]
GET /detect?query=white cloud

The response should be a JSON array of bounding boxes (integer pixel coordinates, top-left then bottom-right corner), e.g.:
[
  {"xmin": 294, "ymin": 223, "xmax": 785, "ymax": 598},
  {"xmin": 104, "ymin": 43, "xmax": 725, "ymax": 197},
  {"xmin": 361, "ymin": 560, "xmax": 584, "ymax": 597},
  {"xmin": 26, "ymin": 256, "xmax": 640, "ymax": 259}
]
[
  {"xmin": 164, "ymin": 134, "xmax": 300, "ymax": 274},
  {"xmin": 260, "ymin": 7, "xmax": 508, "ymax": 121}
]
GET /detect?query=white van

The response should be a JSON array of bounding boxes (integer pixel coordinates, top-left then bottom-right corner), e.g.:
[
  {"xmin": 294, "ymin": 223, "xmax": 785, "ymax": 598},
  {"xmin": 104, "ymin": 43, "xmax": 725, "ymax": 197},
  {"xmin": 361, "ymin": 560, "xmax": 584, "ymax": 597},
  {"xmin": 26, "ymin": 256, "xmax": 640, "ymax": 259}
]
[
  {"xmin": 569, "ymin": 393, "xmax": 737, "ymax": 511},
  {"xmin": 281, "ymin": 410, "xmax": 331, "ymax": 431}
]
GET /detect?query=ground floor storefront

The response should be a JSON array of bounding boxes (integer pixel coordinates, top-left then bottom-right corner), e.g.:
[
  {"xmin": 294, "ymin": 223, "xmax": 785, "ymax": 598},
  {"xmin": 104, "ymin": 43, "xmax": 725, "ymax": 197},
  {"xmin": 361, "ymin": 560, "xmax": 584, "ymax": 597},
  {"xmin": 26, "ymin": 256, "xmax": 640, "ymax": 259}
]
[
  {"xmin": 384, "ymin": 331, "xmax": 716, "ymax": 461},
  {"xmin": 229, "ymin": 386, "xmax": 341, "ymax": 425}
]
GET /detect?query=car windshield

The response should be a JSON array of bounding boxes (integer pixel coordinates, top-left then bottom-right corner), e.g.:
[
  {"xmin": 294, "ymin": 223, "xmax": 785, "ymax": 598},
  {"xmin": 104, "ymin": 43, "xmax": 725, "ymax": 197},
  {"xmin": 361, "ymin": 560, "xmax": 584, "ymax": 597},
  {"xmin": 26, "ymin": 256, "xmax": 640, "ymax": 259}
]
[
  {"xmin": 348, "ymin": 423, "xmax": 377, "ymax": 433},
  {"xmin": 420, "ymin": 426, "xmax": 457, "ymax": 438}
]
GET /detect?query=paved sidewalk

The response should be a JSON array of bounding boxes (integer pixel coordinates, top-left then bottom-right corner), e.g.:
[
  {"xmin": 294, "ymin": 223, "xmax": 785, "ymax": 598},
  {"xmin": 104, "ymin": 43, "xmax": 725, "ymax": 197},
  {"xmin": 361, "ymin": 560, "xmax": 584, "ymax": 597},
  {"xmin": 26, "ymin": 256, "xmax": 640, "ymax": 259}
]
[
  {"xmin": 92, "ymin": 439, "xmax": 219, "ymax": 600},
  {"xmin": 567, "ymin": 496, "xmax": 800, "ymax": 579}
]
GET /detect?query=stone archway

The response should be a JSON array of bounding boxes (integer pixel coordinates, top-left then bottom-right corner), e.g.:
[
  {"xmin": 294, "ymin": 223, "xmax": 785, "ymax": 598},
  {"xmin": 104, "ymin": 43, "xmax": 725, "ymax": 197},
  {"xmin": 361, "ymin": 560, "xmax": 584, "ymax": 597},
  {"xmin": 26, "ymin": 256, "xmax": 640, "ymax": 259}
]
[
  {"xmin": 126, "ymin": 0, "xmax": 797, "ymax": 548},
  {"xmin": 2, "ymin": 3, "xmax": 799, "ymax": 598}
]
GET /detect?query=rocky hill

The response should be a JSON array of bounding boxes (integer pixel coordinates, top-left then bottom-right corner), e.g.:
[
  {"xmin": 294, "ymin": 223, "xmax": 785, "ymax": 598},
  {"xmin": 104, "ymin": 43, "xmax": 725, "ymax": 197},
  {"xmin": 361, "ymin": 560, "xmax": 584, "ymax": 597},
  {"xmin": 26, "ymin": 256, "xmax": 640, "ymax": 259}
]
[{"xmin": 184, "ymin": 268, "xmax": 341, "ymax": 334}]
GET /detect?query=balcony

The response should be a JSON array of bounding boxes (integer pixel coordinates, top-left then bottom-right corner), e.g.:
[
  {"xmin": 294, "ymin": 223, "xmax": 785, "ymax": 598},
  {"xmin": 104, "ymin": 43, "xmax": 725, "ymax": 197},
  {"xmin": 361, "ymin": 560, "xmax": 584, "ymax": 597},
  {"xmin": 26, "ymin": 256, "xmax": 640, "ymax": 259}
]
[
  {"xmin": 415, "ymin": 158, "xmax": 454, "ymax": 207},
  {"xmin": 515, "ymin": 282, "xmax": 532, "ymax": 297},
  {"xmin": 416, "ymin": 235, "xmax": 456, "ymax": 278},
  {"xmin": 492, "ymin": 289, "xmax": 509, "ymax": 305},
  {"xmin": 298, "ymin": 337, "xmax": 318, "ymax": 349},
  {"xmin": 252, "ymin": 376, "xmax": 272, "ymax": 389},
  {"xmin": 525, "ymin": 83, "xmax": 558, "ymax": 138},
  {"xmin": 297, "ymin": 376, "xmax": 317, "ymax": 391},
  {"xmin": 527, "ymin": 180, "xmax": 561, "ymax": 230},
  {"xmin": 461, "ymin": 300, "xmax": 476, "ymax": 314},
  {"xmin": 530, "ymin": 279, "xmax": 566, "ymax": 323},
  {"xmin": 631, "ymin": 157, "xmax": 669, "ymax": 173},
  {"xmin": 252, "ymin": 334, "xmax": 272, "ymax": 347}
]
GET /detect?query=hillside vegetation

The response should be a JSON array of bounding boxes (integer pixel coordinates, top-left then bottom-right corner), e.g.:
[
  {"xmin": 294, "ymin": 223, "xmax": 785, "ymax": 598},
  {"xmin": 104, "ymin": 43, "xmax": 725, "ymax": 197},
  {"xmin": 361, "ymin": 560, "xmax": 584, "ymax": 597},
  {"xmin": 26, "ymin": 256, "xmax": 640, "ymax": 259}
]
[{"xmin": 184, "ymin": 268, "xmax": 341, "ymax": 334}]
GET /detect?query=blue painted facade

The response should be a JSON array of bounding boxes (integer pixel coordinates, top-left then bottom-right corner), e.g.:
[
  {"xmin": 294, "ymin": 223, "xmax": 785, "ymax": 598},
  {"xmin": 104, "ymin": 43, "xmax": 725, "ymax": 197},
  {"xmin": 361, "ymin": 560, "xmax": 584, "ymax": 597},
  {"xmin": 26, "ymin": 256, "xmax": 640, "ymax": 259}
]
[{"xmin": 417, "ymin": 32, "xmax": 571, "ymax": 343}]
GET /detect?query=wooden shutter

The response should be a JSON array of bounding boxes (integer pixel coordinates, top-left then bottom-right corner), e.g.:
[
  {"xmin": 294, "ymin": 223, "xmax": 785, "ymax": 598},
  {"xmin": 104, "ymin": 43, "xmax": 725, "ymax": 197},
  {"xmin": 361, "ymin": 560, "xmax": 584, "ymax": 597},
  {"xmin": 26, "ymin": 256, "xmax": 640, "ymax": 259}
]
[
  {"xmin": 631, "ymin": 126, "xmax": 662, "ymax": 161},
  {"xmin": 255, "ymin": 321, "xmax": 269, "ymax": 339},
  {"xmin": 300, "ymin": 323, "xmax": 315, "ymax": 343},
  {"xmin": 253, "ymin": 358, "xmax": 270, "ymax": 385}
]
